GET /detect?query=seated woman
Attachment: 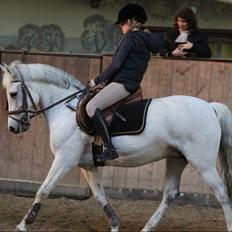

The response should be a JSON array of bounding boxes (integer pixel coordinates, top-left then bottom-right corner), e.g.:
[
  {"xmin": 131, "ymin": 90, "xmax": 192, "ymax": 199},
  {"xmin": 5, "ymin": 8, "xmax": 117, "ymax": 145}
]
[
  {"xmin": 86, "ymin": 3, "xmax": 159, "ymax": 164},
  {"xmin": 160, "ymin": 7, "xmax": 211, "ymax": 58}
]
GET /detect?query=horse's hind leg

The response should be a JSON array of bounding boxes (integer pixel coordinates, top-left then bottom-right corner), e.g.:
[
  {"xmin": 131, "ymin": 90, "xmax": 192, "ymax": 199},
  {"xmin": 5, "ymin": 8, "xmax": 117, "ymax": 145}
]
[
  {"xmin": 141, "ymin": 156, "xmax": 187, "ymax": 232},
  {"xmin": 193, "ymin": 164, "xmax": 232, "ymax": 231},
  {"xmin": 16, "ymin": 153, "xmax": 79, "ymax": 231},
  {"xmin": 81, "ymin": 167, "xmax": 120, "ymax": 232}
]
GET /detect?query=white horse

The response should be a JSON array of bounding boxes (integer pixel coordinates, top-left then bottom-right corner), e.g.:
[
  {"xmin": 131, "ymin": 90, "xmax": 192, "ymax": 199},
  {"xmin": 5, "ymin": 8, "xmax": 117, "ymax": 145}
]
[{"xmin": 1, "ymin": 60, "xmax": 232, "ymax": 232}]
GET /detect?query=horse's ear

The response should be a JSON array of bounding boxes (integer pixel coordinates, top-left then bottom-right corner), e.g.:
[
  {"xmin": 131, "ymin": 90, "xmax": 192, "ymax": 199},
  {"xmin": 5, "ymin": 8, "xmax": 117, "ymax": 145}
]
[
  {"xmin": 3, "ymin": 63, "xmax": 14, "ymax": 76},
  {"xmin": 0, "ymin": 64, "xmax": 6, "ymax": 73}
]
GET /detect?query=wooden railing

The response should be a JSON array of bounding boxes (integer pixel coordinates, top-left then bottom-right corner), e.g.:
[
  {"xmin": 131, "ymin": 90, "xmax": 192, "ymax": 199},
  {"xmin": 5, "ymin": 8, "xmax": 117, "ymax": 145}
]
[{"xmin": 0, "ymin": 50, "xmax": 231, "ymax": 201}]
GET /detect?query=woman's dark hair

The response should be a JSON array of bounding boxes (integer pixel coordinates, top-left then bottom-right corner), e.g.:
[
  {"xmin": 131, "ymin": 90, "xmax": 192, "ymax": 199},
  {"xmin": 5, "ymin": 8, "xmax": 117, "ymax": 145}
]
[{"xmin": 174, "ymin": 8, "xmax": 198, "ymax": 30}]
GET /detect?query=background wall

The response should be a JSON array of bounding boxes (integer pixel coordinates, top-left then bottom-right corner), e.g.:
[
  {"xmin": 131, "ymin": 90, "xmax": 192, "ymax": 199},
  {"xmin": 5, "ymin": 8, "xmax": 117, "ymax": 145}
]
[
  {"xmin": 1, "ymin": 51, "xmax": 231, "ymax": 205},
  {"xmin": 0, "ymin": 0, "xmax": 231, "ymax": 57}
]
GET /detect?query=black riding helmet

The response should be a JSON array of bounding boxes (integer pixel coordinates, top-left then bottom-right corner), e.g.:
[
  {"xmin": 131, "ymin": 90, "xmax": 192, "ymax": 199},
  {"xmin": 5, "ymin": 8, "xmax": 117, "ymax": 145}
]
[{"xmin": 114, "ymin": 3, "xmax": 147, "ymax": 25}]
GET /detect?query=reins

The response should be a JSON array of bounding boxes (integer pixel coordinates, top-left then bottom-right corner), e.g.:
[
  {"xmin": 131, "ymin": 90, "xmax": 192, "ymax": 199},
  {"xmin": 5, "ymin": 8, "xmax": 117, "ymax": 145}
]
[{"xmin": 29, "ymin": 89, "xmax": 84, "ymax": 118}]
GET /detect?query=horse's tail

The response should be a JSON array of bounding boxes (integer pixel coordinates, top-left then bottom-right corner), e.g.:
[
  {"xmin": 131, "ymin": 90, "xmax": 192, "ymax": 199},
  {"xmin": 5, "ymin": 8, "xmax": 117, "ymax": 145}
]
[{"xmin": 211, "ymin": 102, "xmax": 232, "ymax": 196}]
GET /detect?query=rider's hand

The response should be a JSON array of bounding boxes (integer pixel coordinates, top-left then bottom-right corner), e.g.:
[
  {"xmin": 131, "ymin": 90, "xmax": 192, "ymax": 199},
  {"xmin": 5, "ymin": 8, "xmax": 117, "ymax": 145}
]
[
  {"xmin": 88, "ymin": 79, "xmax": 96, "ymax": 88},
  {"xmin": 91, "ymin": 82, "xmax": 106, "ymax": 92}
]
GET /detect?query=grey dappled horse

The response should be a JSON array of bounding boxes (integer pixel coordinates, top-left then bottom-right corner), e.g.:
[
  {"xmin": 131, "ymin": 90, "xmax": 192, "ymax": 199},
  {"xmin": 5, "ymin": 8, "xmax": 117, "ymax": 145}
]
[{"xmin": 1, "ymin": 61, "xmax": 232, "ymax": 232}]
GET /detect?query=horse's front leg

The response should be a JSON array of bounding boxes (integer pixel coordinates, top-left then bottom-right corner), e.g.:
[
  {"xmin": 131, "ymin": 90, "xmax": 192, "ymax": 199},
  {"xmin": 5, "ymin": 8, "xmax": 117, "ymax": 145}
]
[
  {"xmin": 16, "ymin": 152, "xmax": 80, "ymax": 231},
  {"xmin": 81, "ymin": 167, "xmax": 120, "ymax": 232}
]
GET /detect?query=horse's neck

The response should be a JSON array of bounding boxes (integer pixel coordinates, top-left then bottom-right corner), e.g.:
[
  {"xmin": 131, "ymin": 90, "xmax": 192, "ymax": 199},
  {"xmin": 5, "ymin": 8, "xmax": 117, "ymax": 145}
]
[
  {"xmin": 35, "ymin": 82, "xmax": 76, "ymax": 124},
  {"xmin": 38, "ymin": 83, "xmax": 68, "ymax": 103}
]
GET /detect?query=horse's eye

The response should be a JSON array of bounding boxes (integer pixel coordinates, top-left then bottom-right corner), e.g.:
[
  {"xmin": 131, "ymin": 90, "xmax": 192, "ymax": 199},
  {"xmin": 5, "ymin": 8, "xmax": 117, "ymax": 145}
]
[{"xmin": 10, "ymin": 92, "xmax": 17, "ymax": 98}]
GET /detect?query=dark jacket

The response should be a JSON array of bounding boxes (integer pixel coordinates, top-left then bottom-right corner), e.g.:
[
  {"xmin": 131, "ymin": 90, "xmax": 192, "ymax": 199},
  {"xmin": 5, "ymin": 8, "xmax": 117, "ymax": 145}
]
[
  {"xmin": 94, "ymin": 30, "xmax": 161, "ymax": 93},
  {"xmin": 160, "ymin": 29, "xmax": 211, "ymax": 58}
]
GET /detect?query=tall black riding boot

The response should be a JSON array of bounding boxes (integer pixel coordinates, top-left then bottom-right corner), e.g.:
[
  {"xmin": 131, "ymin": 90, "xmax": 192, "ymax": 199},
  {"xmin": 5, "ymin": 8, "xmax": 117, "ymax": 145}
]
[{"xmin": 91, "ymin": 109, "xmax": 118, "ymax": 164}]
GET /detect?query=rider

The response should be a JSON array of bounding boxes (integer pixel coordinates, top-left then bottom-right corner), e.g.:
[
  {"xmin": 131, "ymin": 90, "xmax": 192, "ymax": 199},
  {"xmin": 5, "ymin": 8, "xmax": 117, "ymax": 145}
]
[{"xmin": 86, "ymin": 3, "xmax": 159, "ymax": 163}]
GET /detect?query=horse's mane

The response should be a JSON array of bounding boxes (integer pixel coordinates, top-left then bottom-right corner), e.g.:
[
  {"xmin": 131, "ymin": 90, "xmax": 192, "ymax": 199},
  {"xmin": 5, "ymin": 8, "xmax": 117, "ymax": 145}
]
[{"xmin": 9, "ymin": 60, "xmax": 84, "ymax": 90}]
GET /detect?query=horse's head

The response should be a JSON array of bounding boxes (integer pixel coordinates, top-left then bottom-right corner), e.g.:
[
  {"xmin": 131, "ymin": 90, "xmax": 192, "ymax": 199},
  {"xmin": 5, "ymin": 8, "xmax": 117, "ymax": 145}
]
[{"xmin": 1, "ymin": 62, "xmax": 39, "ymax": 134}]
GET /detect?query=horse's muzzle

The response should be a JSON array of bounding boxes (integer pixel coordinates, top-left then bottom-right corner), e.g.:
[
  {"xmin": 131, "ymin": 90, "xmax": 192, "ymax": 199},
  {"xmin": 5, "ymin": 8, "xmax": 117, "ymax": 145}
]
[{"xmin": 9, "ymin": 126, "xmax": 20, "ymax": 134}]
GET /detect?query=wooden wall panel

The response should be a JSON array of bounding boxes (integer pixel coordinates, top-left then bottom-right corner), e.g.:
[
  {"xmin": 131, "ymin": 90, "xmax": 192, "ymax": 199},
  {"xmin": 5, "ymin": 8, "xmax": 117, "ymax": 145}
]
[
  {"xmin": 223, "ymin": 62, "xmax": 232, "ymax": 107},
  {"xmin": 209, "ymin": 61, "xmax": 225, "ymax": 102},
  {"xmin": 195, "ymin": 61, "xmax": 211, "ymax": 100},
  {"xmin": 1, "ymin": 51, "xmax": 232, "ymax": 197},
  {"xmin": 142, "ymin": 57, "xmax": 161, "ymax": 98}
]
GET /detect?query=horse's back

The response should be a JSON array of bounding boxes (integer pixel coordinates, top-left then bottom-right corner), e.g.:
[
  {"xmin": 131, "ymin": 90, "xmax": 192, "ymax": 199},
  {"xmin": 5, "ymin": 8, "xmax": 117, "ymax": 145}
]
[
  {"xmin": 150, "ymin": 95, "xmax": 217, "ymax": 123},
  {"xmin": 148, "ymin": 95, "xmax": 220, "ymax": 135},
  {"xmin": 147, "ymin": 95, "xmax": 221, "ymax": 153}
]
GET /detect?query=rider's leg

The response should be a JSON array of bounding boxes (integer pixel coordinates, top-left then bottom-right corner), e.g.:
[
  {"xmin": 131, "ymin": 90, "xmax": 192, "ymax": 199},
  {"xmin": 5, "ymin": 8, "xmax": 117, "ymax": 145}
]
[
  {"xmin": 86, "ymin": 82, "xmax": 130, "ymax": 163},
  {"xmin": 91, "ymin": 108, "xmax": 118, "ymax": 162},
  {"xmin": 86, "ymin": 82, "xmax": 130, "ymax": 117}
]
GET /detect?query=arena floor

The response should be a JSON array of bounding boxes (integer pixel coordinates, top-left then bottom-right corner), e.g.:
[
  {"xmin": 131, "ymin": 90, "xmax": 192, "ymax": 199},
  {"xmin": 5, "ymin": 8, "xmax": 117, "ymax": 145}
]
[{"xmin": 0, "ymin": 194, "xmax": 226, "ymax": 231}]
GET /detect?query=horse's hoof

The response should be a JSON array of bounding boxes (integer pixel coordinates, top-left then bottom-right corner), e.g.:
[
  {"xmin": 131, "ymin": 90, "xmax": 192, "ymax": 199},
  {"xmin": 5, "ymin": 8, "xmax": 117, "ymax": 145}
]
[
  {"xmin": 140, "ymin": 228, "xmax": 152, "ymax": 232},
  {"xmin": 16, "ymin": 224, "xmax": 27, "ymax": 232},
  {"xmin": 111, "ymin": 225, "xmax": 119, "ymax": 232}
]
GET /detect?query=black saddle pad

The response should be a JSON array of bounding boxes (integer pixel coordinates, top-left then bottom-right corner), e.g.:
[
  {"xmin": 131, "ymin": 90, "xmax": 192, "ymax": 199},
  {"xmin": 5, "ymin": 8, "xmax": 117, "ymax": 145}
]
[{"xmin": 109, "ymin": 99, "xmax": 151, "ymax": 137}]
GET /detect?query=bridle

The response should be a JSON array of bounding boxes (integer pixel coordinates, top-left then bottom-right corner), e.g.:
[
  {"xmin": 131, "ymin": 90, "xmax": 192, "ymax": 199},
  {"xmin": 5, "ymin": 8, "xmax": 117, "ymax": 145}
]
[
  {"xmin": 7, "ymin": 67, "xmax": 84, "ymax": 129},
  {"xmin": 8, "ymin": 77, "xmax": 38, "ymax": 128}
]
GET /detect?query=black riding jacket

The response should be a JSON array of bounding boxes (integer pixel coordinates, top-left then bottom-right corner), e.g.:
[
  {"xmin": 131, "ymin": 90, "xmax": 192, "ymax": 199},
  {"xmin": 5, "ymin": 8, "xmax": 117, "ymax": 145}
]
[
  {"xmin": 94, "ymin": 30, "xmax": 161, "ymax": 93},
  {"xmin": 160, "ymin": 29, "xmax": 211, "ymax": 58}
]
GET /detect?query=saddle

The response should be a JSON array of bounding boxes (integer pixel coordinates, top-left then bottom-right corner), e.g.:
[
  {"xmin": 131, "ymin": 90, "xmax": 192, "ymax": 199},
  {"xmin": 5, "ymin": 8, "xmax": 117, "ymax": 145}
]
[{"xmin": 76, "ymin": 84, "xmax": 145, "ymax": 136}]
